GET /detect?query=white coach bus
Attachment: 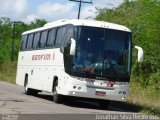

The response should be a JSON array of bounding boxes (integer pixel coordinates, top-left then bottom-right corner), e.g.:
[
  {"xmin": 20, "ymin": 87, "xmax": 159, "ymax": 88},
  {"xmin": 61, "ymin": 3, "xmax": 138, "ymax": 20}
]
[{"xmin": 16, "ymin": 19, "xmax": 143, "ymax": 108}]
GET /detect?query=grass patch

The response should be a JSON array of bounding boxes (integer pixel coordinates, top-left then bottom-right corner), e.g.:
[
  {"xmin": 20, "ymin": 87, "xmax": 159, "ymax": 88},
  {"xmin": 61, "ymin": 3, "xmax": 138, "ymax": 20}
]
[
  {"xmin": 129, "ymin": 82, "xmax": 160, "ymax": 108},
  {"xmin": 0, "ymin": 61, "xmax": 17, "ymax": 84},
  {"xmin": 126, "ymin": 80, "xmax": 160, "ymax": 117}
]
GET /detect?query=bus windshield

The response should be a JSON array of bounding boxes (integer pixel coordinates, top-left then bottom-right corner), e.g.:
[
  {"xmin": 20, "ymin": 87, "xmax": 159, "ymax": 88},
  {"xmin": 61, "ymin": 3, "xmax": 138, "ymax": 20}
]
[{"xmin": 70, "ymin": 26, "xmax": 132, "ymax": 81}]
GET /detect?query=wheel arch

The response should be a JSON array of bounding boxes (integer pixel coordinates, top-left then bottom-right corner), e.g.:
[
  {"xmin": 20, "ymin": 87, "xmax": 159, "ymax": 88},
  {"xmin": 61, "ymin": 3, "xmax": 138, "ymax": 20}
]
[
  {"xmin": 24, "ymin": 73, "xmax": 28, "ymax": 87},
  {"xmin": 52, "ymin": 76, "xmax": 58, "ymax": 92}
]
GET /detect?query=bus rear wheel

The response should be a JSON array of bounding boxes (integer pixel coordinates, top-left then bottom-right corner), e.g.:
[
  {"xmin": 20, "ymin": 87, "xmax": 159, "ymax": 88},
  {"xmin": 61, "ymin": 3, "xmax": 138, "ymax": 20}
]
[{"xmin": 53, "ymin": 80, "xmax": 62, "ymax": 103}]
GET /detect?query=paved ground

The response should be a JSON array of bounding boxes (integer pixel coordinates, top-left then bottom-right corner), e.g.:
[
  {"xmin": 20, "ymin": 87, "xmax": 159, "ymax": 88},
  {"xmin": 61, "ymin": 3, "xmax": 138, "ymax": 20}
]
[{"xmin": 0, "ymin": 82, "xmax": 158, "ymax": 120}]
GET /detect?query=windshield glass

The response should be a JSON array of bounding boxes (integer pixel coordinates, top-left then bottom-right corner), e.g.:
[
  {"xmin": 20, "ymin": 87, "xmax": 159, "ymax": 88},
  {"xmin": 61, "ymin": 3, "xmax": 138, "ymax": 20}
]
[{"xmin": 71, "ymin": 26, "xmax": 131, "ymax": 80}]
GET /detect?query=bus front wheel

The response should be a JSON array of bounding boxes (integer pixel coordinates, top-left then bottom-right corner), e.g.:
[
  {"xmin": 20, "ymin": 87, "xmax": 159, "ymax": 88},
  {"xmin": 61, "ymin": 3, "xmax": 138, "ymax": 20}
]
[
  {"xmin": 53, "ymin": 80, "xmax": 62, "ymax": 103},
  {"xmin": 24, "ymin": 75, "xmax": 38, "ymax": 96}
]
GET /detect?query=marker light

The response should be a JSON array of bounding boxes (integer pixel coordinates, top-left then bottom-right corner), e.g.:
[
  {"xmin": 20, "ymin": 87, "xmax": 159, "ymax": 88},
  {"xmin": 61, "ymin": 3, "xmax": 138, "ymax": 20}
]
[
  {"xmin": 123, "ymin": 91, "xmax": 126, "ymax": 95},
  {"xmin": 78, "ymin": 87, "xmax": 81, "ymax": 90},
  {"xmin": 119, "ymin": 91, "xmax": 122, "ymax": 94},
  {"xmin": 73, "ymin": 86, "xmax": 76, "ymax": 89}
]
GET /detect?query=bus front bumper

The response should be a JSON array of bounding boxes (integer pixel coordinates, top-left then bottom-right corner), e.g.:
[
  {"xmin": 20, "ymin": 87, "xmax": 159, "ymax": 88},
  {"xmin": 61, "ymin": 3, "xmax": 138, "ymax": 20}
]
[{"xmin": 66, "ymin": 85, "xmax": 129, "ymax": 102}]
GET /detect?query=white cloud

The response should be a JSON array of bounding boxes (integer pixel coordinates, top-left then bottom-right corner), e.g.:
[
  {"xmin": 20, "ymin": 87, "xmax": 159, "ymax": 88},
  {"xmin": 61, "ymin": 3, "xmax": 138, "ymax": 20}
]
[
  {"xmin": 93, "ymin": 0, "xmax": 124, "ymax": 8},
  {"xmin": 38, "ymin": 2, "xmax": 77, "ymax": 21},
  {"xmin": 24, "ymin": 2, "xmax": 77, "ymax": 22},
  {"xmin": 81, "ymin": 0, "xmax": 124, "ymax": 19},
  {"xmin": 0, "ymin": 0, "xmax": 28, "ymax": 20},
  {"xmin": 14, "ymin": 0, "xmax": 28, "ymax": 15},
  {"xmin": 0, "ymin": 0, "xmax": 124, "ymax": 22},
  {"xmin": 24, "ymin": 0, "xmax": 124, "ymax": 22},
  {"xmin": 24, "ymin": 15, "xmax": 38, "ymax": 22}
]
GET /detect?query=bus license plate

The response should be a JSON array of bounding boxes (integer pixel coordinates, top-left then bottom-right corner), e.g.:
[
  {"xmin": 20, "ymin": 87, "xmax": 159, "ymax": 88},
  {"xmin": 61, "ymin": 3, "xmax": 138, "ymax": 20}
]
[{"xmin": 96, "ymin": 91, "xmax": 106, "ymax": 96}]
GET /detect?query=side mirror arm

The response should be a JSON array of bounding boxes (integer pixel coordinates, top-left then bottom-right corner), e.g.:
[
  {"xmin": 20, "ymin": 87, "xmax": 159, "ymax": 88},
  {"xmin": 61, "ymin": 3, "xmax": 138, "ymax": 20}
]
[
  {"xmin": 70, "ymin": 38, "xmax": 76, "ymax": 55},
  {"xmin": 134, "ymin": 46, "xmax": 144, "ymax": 63}
]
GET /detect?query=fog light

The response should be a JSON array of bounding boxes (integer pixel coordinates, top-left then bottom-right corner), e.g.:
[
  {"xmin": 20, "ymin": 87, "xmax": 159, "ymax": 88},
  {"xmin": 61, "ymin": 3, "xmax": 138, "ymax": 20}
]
[
  {"xmin": 78, "ymin": 87, "xmax": 81, "ymax": 90},
  {"xmin": 72, "ymin": 92, "xmax": 76, "ymax": 95},
  {"xmin": 73, "ymin": 86, "xmax": 76, "ymax": 89},
  {"xmin": 122, "ymin": 97, "xmax": 125, "ymax": 100}
]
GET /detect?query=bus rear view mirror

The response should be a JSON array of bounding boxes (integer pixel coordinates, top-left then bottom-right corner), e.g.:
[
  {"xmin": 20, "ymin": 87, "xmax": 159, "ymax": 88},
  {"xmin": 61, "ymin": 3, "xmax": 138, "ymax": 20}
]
[
  {"xmin": 70, "ymin": 38, "xmax": 76, "ymax": 55},
  {"xmin": 134, "ymin": 46, "xmax": 144, "ymax": 63}
]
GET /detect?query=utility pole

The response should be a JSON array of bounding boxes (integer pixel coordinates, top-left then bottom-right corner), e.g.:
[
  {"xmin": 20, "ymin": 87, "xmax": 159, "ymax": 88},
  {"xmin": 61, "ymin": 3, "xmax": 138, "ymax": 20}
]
[
  {"xmin": 69, "ymin": 0, "xmax": 92, "ymax": 19},
  {"xmin": 11, "ymin": 22, "xmax": 16, "ymax": 62},
  {"xmin": 11, "ymin": 21, "xmax": 20, "ymax": 62}
]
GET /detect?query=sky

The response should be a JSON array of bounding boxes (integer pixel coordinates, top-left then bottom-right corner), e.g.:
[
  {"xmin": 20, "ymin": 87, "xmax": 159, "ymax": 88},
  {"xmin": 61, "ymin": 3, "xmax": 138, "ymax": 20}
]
[{"xmin": 0, "ymin": 0, "xmax": 125, "ymax": 23}]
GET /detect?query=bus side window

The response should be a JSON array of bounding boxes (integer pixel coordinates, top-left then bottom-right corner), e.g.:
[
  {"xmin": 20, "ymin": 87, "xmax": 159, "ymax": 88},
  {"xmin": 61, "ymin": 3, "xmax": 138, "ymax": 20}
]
[
  {"xmin": 55, "ymin": 26, "xmax": 67, "ymax": 48},
  {"xmin": 21, "ymin": 35, "xmax": 28, "ymax": 50},
  {"xmin": 26, "ymin": 34, "xmax": 34, "ymax": 50},
  {"xmin": 39, "ymin": 30, "xmax": 48, "ymax": 48},
  {"xmin": 64, "ymin": 26, "xmax": 74, "ymax": 47},
  {"xmin": 46, "ymin": 28, "xmax": 56, "ymax": 48},
  {"xmin": 33, "ymin": 32, "xmax": 41, "ymax": 49}
]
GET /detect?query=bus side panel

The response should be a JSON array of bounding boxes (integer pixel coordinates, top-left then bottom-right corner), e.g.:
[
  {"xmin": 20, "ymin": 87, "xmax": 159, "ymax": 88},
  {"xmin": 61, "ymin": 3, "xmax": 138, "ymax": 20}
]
[{"xmin": 16, "ymin": 49, "xmax": 64, "ymax": 93}]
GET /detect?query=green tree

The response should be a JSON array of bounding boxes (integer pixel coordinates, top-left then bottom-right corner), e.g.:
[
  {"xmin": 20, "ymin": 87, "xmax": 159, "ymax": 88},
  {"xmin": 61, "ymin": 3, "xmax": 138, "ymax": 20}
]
[
  {"xmin": 29, "ymin": 19, "xmax": 47, "ymax": 29},
  {"xmin": 0, "ymin": 17, "xmax": 47, "ymax": 63}
]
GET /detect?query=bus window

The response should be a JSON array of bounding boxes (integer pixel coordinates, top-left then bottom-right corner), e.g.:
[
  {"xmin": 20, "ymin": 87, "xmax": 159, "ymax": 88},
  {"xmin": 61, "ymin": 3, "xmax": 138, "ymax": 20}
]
[
  {"xmin": 33, "ymin": 32, "xmax": 41, "ymax": 49},
  {"xmin": 21, "ymin": 35, "xmax": 28, "ymax": 50},
  {"xmin": 40, "ymin": 30, "xmax": 48, "ymax": 48},
  {"xmin": 55, "ymin": 27, "xmax": 66, "ymax": 47},
  {"xmin": 26, "ymin": 34, "xmax": 34, "ymax": 50},
  {"xmin": 46, "ymin": 28, "xmax": 56, "ymax": 48},
  {"xmin": 64, "ymin": 26, "xmax": 74, "ymax": 46}
]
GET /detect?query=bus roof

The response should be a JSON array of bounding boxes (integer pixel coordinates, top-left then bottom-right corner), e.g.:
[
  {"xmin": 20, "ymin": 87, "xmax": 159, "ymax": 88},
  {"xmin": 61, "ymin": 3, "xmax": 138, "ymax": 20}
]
[{"xmin": 22, "ymin": 19, "xmax": 131, "ymax": 35}]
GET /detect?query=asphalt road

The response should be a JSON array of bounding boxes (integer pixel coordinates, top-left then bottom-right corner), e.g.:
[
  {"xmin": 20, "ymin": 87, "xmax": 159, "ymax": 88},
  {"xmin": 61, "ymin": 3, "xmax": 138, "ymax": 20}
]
[{"xmin": 0, "ymin": 81, "xmax": 156, "ymax": 120}]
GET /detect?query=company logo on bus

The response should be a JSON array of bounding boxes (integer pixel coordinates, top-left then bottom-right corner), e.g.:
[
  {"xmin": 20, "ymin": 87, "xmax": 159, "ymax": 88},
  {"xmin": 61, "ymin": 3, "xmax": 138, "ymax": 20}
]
[
  {"xmin": 102, "ymin": 81, "xmax": 129, "ymax": 87},
  {"xmin": 32, "ymin": 53, "xmax": 55, "ymax": 61}
]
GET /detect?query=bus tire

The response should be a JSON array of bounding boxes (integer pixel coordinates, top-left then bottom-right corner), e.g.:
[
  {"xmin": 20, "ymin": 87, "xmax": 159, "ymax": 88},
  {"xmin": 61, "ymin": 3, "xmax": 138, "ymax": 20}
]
[
  {"xmin": 53, "ymin": 80, "xmax": 62, "ymax": 103},
  {"xmin": 99, "ymin": 100, "xmax": 110, "ymax": 109},
  {"xmin": 24, "ymin": 75, "xmax": 38, "ymax": 96}
]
